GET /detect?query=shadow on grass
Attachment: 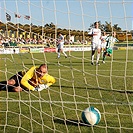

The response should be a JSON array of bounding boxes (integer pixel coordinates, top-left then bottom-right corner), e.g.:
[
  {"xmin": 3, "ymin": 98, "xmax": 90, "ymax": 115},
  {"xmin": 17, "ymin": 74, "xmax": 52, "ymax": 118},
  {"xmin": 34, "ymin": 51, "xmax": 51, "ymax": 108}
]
[
  {"xmin": 54, "ymin": 118, "xmax": 91, "ymax": 127},
  {"xmin": 52, "ymin": 85, "xmax": 133, "ymax": 94}
]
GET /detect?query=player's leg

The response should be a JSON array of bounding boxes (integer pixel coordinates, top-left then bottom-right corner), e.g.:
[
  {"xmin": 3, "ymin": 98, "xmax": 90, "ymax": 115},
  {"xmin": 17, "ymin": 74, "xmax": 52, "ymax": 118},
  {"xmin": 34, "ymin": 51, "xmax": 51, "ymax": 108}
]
[
  {"xmin": 101, "ymin": 43, "xmax": 104, "ymax": 56},
  {"xmin": 91, "ymin": 50, "xmax": 95, "ymax": 65},
  {"xmin": 7, "ymin": 72, "xmax": 23, "ymax": 92},
  {"xmin": 91, "ymin": 43, "xmax": 96, "ymax": 65},
  {"xmin": 12, "ymin": 86, "xmax": 23, "ymax": 92},
  {"xmin": 0, "ymin": 81, "xmax": 7, "ymax": 91},
  {"xmin": 101, "ymin": 47, "xmax": 104, "ymax": 56},
  {"xmin": 107, "ymin": 53, "xmax": 111, "ymax": 57},
  {"xmin": 102, "ymin": 44, "xmax": 106, "ymax": 57},
  {"xmin": 8, "ymin": 79, "xmax": 16, "ymax": 85},
  {"xmin": 11, "ymin": 72, "xmax": 24, "ymax": 92},
  {"xmin": 57, "ymin": 50, "xmax": 61, "ymax": 58},
  {"xmin": 102, "ymin": 50, "xmax": 107, "ymax": 63},
  {"xmin": 96, "ymin": 48, "xmax": 101, "ymax": 65},
  {"xmin": 0, "ymin": 79, "xmax": 16, "ymax": 91},
  {"xmin": 57, "ymin": 44, "xmax": 61, "ymax": 58},
  {"xmin": 0, "ymin": 74, "xmax": 17, "ymax": 91},
  {"xmin": 61, "ymin": 42, "xmax": 67, "ymax": 58},
  {"xmin": 96, "ymin": 43, "xmax": 101, "ymax": 65},
  {"xmin": 61, "ymin": 48, "xmax": 67, "ymax": 58}
]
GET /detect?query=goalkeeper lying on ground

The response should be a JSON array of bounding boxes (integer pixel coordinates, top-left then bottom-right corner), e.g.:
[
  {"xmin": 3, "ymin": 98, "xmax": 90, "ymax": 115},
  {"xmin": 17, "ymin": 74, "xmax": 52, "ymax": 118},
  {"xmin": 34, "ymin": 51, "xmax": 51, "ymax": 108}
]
[{"xmin": 0, "ymin": 64, "xmax": 55, "ymax": 92}]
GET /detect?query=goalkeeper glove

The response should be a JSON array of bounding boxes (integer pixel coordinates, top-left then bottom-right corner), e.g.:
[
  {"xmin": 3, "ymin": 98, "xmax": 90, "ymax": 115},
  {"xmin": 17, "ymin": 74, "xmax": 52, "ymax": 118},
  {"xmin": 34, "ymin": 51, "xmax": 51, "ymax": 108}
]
[
  {"xmin": 34, "ymin": 84, "xmax": 48, "ymax": 91},
  {"xmin": 34, "ymin": 87, "xmax": 40, "ymax": 91}
]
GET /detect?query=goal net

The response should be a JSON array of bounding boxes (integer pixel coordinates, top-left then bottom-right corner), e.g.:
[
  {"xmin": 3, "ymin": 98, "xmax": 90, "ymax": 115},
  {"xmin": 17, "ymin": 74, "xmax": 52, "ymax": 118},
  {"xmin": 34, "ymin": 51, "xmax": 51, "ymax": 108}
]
[{"xmin": 0, "ymin": 0, "xmax": 133, "ymax": 132}]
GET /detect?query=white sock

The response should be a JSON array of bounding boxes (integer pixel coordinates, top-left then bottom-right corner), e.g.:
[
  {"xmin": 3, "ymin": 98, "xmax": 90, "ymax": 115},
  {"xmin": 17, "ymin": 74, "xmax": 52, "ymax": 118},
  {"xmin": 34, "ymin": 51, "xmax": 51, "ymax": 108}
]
[
  {"xmin": 96, "ymin": 53, "xmax": 100, "ymax": 63},
  {"xmin": 62, "ymin": 51, "xmax": 67, "ymax": 57},
  {"xmin": 91, "ymin": 55, "xmax": 94, "ymax": 63},
  {"xmin": 58, "ymin": 53, "xmax": 60, "ymax": 58}
]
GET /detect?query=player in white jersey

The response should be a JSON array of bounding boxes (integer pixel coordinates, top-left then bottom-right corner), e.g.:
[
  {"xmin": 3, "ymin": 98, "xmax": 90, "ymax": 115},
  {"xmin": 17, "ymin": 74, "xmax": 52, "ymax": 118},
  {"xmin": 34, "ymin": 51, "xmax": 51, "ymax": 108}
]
[
  {"xmin": 57, "ymin": 33, "xmax": 67, "ymax": 58},
  {"xmin": 102, "ymin": 31, "xmax": 119, "ymax": 63},
  {"xmin": 88, "ymin": 22, "xmax": 102, "ymax": 65}
]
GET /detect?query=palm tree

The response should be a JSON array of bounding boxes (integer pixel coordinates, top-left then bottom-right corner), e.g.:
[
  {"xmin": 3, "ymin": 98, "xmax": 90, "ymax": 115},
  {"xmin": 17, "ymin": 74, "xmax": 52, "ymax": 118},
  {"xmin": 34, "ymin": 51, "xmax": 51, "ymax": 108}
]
[{"xmin": 113, "ymin": 24, "xmax": 122, "ymax": 32}]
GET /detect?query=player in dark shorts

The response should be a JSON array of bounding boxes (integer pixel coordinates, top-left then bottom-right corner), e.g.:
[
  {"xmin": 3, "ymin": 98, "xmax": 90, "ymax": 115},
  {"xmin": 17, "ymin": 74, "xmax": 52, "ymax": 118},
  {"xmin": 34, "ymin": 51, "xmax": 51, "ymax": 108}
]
[
  {"xmin": 0, "ymin": 71, "xmax": 24, "ymax": 92},
  {"xmin": 0, "ymin": 64, "xmax": 55, "ymax": 92}
]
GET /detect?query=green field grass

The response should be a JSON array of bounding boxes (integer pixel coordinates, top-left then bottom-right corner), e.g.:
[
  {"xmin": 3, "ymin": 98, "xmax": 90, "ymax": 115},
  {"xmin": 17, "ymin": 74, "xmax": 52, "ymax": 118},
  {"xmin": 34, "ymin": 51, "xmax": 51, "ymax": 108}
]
[{"xmin": 0, "ymin": 50, "xmax": 133, "ymax": 133}]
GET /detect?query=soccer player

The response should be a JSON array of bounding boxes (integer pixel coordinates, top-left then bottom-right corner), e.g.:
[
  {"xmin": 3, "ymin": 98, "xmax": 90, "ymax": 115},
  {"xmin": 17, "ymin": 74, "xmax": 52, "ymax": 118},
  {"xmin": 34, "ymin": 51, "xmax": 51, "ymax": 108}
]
[
  {"xmin": 0, "ymin": 64, "xmax": 55, "ymax": 92},
  {"xmin": 56, "ymin": 32, "xmax": 67, "ymax": 58},
  {"xmin": 88, "ymin": 22, "xmax": 102, "ymax": 65},
  {"xmin": 102, "ymin": 31, "xmax": 119, "ymax": 63}
]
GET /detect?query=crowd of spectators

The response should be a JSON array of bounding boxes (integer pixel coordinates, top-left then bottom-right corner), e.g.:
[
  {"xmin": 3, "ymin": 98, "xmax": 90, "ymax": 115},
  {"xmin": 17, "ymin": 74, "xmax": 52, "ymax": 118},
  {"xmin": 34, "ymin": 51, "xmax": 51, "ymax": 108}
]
[
  {"xmin": 0, "ymin": 37, "xmax": 55, "ymax": 47},
  {"xmin": 0, "ymin": 36, "xmax": 88, "ymax": 48}
]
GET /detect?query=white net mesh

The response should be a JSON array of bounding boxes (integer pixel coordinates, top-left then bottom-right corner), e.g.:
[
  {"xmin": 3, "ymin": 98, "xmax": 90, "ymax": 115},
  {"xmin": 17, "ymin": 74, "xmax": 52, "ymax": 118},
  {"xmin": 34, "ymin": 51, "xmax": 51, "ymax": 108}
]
[{"xmin": 0, "ymin": 0, "xmax": 133, "ymax": 133}]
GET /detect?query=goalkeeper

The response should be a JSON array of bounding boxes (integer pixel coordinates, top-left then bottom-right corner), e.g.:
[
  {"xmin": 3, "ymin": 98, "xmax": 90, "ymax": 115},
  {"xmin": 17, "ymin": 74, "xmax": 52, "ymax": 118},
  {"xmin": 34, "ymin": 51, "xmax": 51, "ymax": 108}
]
[
  {"xmin": 0, "ymin": 64, "xmax": 55, "ymax": 92},
  {"xmin": 102, "ymin": 31, "xmax": 119, "ymax": 63}
]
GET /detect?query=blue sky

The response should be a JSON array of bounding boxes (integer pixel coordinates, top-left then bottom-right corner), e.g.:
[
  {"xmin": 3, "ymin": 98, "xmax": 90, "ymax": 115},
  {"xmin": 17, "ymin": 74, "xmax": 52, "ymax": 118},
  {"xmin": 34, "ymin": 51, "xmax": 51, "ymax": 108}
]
[{"xmin": 0, "ymin": 0, "xmax": 132, "ymax": 31}]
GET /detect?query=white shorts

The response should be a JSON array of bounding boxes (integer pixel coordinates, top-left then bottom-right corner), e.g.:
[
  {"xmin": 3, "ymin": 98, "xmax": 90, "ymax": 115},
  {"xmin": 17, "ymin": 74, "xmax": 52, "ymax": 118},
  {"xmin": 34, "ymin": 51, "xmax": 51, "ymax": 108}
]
[
  {"xmin": 101, "ymin": 42, "xmax": 106, "ymax": 49},
  {"xmin": 91, "ymin": 42, "xmax": 101, "ymax": 51},
  {"xmin": 60, "ymin": 42, "xmax": 64, "ymax": 49},
  {"xmin": 57, "ymin": 42, "xmax": 64, "ymax": 51}
]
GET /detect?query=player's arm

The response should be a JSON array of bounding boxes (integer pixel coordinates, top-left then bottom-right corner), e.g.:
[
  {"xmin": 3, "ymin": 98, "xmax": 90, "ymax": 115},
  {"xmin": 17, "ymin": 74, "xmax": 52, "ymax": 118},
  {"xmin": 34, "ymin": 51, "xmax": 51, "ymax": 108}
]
[
  {"xmin": 45, "ymin": 74, "xmax": 56, "ymax": 87},
  {"xmin": 21, "ymin": 66, "xmax": 36, "ymax": 91},
  {"xmin": 88, "ymin": 29, "xmax": 94, "ymax": 37},
  {"xmin": 40, "ymin": 74, "xmax": 55, "ymax": 87}
]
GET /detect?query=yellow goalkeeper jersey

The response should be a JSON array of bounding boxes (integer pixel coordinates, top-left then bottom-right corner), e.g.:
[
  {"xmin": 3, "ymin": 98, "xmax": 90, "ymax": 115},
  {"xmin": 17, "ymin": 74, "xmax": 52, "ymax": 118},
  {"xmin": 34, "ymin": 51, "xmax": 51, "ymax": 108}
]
[{"xmin": 21, "ymin": 66, "xmax": 55, "ymax": 91}]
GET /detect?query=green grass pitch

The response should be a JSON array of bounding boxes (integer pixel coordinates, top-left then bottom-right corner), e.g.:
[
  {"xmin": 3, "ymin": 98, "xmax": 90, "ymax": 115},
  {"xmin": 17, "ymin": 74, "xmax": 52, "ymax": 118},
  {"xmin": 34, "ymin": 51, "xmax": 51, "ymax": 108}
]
[{"xmin": 0, "ymin": 50, "xmax": 133, "ymax": 133}]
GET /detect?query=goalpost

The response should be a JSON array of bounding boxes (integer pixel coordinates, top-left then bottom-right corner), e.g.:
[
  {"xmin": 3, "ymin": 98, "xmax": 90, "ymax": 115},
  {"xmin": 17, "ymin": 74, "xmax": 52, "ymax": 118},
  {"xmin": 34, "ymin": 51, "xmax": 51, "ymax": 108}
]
[{"xmin": 0, "ymin": 0, "xmax": 133, "ymax": 133}]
